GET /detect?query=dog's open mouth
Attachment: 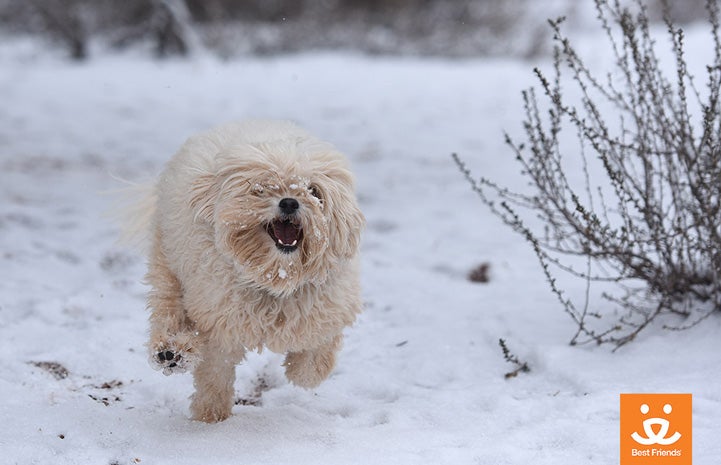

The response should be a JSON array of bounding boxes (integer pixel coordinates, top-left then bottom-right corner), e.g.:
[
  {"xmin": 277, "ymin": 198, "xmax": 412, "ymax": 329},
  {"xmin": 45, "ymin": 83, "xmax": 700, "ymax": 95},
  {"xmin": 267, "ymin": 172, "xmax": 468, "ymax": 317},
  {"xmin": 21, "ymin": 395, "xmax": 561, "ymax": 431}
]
[{"xmin": 266, "ymin": 219, "xmax": 303, "ymax": 253}]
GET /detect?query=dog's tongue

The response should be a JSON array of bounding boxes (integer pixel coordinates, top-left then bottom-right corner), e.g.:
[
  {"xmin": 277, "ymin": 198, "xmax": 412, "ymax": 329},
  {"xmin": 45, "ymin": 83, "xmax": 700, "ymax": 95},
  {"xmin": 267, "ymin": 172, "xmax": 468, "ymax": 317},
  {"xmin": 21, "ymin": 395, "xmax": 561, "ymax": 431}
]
[{"xmin": 273, "ymin": 220, "xmax": 300, "ymax": 245}]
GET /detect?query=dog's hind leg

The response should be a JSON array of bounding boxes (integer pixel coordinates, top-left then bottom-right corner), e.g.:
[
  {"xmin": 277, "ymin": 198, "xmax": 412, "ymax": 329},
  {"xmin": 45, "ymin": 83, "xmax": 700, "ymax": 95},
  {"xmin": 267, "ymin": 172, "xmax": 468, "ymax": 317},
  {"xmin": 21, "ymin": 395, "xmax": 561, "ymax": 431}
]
[
  {"xmin": 146, "ymin": 234, "xmax": 201, "ymax": 375},
  {"xmin": 190, "ymin": 343, "xmax": 245, "ymax": 423},
  {"xmin": 283, "ymin": 334, "xmax": 343, "ymax": 389}
]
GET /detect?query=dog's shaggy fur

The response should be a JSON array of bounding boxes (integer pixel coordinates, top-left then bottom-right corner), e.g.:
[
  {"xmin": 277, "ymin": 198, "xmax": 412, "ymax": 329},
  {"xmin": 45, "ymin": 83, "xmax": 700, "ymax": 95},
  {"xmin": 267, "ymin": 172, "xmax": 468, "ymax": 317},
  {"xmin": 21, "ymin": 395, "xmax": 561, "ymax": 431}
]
[{"xmin": 138, "ymin": 120, "xmax": 364, "ymax": 422}]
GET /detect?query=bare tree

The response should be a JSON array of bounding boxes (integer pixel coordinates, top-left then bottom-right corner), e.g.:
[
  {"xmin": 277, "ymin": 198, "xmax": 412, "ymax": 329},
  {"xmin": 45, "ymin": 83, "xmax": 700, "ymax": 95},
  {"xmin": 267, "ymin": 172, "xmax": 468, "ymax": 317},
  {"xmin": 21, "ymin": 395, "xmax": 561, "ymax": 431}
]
[
  {"xmin": 105, "ymin": 0, "xmax": 193, "ymax": 57},
  {"xmin": 27, "ymin": 0, "xmax": 88, "ymax": 59},
  {"xmin": 151, "ymin": 0, "xmax": 191, "ymax": 57}
]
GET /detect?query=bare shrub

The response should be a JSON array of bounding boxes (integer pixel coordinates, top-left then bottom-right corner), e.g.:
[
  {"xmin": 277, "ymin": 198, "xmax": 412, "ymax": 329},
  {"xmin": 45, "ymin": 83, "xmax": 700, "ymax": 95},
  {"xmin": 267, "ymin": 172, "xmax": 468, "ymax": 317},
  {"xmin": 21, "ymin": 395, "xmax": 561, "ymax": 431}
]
[{"xmin": 454, "ymin": 0, "xmax": 721, "ymax": 348}]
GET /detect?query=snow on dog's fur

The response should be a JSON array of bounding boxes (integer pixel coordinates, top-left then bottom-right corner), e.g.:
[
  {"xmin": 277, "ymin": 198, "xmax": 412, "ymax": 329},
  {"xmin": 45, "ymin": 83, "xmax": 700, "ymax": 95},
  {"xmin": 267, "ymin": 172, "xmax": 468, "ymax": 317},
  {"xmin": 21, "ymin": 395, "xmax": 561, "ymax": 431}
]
[{"xmin": 135, "ymin": 120, "xmax": 364, "ymax": 422}]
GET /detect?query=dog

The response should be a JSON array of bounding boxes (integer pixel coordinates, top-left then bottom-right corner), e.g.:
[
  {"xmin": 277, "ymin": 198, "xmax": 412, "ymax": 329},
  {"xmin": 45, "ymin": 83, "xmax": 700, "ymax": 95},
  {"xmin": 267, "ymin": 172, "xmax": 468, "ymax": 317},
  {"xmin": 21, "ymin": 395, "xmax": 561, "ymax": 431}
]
[{"xmin": 138, "ymin": 120, "xmax": 364, "ymax": 422}]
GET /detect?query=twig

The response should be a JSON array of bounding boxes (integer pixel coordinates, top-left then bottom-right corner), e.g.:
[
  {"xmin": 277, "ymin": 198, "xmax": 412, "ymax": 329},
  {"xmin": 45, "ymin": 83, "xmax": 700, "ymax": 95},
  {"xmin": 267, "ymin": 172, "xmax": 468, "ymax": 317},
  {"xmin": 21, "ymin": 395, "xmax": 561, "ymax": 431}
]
[{"xmin": 499, "ymin": 339, "xmax": 531, "ymax": 378}]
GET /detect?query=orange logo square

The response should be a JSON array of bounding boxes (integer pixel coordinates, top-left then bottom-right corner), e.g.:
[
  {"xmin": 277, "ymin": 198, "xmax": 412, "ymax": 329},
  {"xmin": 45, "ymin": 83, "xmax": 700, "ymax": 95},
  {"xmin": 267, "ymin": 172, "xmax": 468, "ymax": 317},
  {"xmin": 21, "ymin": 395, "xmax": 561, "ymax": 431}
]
[{"xmin": 620, "ymin": 394, "xmax": 692, "ymax": 465}]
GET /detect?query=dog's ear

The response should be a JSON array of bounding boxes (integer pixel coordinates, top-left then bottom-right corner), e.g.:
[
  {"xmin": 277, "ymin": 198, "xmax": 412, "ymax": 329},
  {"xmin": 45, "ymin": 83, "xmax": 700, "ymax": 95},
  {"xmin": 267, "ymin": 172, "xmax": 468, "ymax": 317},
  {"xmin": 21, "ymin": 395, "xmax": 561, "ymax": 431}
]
[
  {"xmin": 189, "ymin": 173, "xmax": 220, "ymax": 223},
  {"xmin": 321, "ymin": 168, "xmax": 365, "ymax": 260},
  {"xmin": 334, "ymin": 200, "xmax": 365, "ymax": 260}
]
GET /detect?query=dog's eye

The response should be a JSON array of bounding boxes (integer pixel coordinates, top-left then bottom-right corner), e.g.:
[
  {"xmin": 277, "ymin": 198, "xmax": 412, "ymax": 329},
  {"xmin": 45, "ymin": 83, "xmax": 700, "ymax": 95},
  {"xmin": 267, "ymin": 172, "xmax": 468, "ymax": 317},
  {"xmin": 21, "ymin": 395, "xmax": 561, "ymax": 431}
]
[{"xmin": 309, "ymin": 185, "xmax": 322, "ymax": 200}]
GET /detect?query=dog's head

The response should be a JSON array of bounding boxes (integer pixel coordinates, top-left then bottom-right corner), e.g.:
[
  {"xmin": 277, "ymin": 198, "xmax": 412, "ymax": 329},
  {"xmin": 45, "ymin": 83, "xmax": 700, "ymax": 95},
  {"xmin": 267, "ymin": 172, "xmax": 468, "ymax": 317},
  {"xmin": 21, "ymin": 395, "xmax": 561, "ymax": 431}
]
[{"xmin": 188, "ymin": 136, "xmax": 364, "ymax": 296}]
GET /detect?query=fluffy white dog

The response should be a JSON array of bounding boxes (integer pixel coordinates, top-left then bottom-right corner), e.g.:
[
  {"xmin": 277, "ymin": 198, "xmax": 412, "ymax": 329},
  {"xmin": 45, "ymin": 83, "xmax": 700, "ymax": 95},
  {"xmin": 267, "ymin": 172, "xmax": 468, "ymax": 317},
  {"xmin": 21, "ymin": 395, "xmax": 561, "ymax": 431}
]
[{"xmin": 138, "ymin": 120, "xmax": 364, "ymax": 422}]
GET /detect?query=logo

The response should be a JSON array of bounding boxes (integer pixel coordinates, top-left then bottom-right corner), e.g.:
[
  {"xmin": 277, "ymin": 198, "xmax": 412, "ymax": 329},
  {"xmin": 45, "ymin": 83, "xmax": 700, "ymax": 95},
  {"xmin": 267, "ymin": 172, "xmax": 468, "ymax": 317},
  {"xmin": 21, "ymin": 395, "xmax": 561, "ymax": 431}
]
[
  {"xmin": 631, "ymin": 402, "xmax": 682, "ymax": 445},
  {"xmin": 620, "ymin": 394, "xmax": 692, "ymax": 465}
]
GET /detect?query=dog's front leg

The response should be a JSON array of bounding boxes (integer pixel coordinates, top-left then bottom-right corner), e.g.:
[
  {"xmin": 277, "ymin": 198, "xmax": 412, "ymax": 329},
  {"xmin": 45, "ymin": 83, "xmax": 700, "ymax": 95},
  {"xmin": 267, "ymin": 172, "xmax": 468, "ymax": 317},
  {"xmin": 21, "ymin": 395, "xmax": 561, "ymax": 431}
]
[
  {"xmin": 283, "ymin": 334, "xmax": 343, "ymax": 389},
  {"xmin": 190, "ymin": 343, "xmax": 245, "ymax": 423},
  {"xmin": 146, "ymin": 239, "xmax": 200, "ymax": 375}
]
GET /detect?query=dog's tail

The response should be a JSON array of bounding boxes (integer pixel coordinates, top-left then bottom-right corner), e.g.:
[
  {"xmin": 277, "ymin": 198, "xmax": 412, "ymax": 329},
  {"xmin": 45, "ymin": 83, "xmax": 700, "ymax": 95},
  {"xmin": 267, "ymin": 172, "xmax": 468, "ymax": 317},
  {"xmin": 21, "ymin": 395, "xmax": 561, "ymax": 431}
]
[{"xmin": 106, "ymin": 178, "xmax": 157, "ymax": 253}]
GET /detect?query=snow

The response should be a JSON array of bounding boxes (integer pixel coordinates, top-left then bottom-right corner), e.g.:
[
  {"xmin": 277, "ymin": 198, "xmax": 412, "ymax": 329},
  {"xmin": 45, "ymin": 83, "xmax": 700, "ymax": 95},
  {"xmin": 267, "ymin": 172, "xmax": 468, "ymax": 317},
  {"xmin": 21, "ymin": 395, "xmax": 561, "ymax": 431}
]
[{"xmin": 2, "ymin": 27, "xmax": 721, "ymax": 465}]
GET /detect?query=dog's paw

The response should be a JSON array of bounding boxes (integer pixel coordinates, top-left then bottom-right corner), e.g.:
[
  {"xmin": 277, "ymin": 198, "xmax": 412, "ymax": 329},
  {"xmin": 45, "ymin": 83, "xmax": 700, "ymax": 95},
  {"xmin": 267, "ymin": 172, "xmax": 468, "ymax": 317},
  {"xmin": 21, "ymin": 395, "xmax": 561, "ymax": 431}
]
[
  {"xmin": 190, "ymin": 398, "xmax": 233, "ymax": 423},
  {"xmin": 283, "ymin": 349, "xmax": 336, "ymax": 389},
  {"xmin": 150, "ymin": 347, "xmax": 199, "ymax": 375},
  {"xmin": 152, "ymin": 349, "xmax": 187, "ymax": 375},
  {"xmin": 148, "ymin": 334, "xmax": 200, "ymax": 375}
]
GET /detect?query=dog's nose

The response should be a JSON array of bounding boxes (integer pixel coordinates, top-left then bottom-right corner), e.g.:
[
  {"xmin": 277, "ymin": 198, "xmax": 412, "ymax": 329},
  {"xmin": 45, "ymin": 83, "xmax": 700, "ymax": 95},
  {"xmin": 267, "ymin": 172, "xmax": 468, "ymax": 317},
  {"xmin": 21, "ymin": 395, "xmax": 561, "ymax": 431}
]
[{"xmin": 279, "ymin": 198, "xmax": 300, "ymax": 214}]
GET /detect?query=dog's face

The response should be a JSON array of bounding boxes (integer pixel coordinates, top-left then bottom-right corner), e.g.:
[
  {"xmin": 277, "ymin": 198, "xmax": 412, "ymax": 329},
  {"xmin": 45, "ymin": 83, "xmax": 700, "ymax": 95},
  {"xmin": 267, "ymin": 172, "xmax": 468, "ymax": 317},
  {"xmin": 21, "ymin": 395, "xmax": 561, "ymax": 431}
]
[{"xmin": 189, "ymin": 141, "xmax": 364, "ymax": 296}]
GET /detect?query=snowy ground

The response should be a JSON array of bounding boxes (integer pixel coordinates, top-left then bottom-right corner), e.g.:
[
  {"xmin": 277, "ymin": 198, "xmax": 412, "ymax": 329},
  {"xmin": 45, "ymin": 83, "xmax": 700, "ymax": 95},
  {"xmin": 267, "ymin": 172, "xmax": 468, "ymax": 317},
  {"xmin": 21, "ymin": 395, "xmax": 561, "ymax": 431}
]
[{"xmin": 1, "ymin": 25, "xmax": 721, "ymax": 465}]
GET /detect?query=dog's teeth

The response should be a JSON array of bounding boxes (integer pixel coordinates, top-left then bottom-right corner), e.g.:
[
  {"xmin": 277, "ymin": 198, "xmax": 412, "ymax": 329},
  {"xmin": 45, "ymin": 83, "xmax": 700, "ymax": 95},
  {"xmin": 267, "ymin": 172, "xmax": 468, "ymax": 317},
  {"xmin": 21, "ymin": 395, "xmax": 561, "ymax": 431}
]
[
  {"xmin": 278, "ymin": 239, "xmax": 284, "ymax": 245},
  {"xmin": 291, "ymin": 240, "xmax": 298, "ymax": 246}
]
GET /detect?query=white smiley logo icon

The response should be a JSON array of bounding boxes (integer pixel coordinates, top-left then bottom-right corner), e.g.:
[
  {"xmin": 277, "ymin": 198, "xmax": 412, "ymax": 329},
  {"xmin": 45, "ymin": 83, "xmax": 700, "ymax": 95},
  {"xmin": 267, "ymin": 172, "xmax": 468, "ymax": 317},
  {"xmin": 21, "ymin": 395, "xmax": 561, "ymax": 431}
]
[{"xmin": 631, "ymin": 403, "xmax": 682, "ymax": 446}]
